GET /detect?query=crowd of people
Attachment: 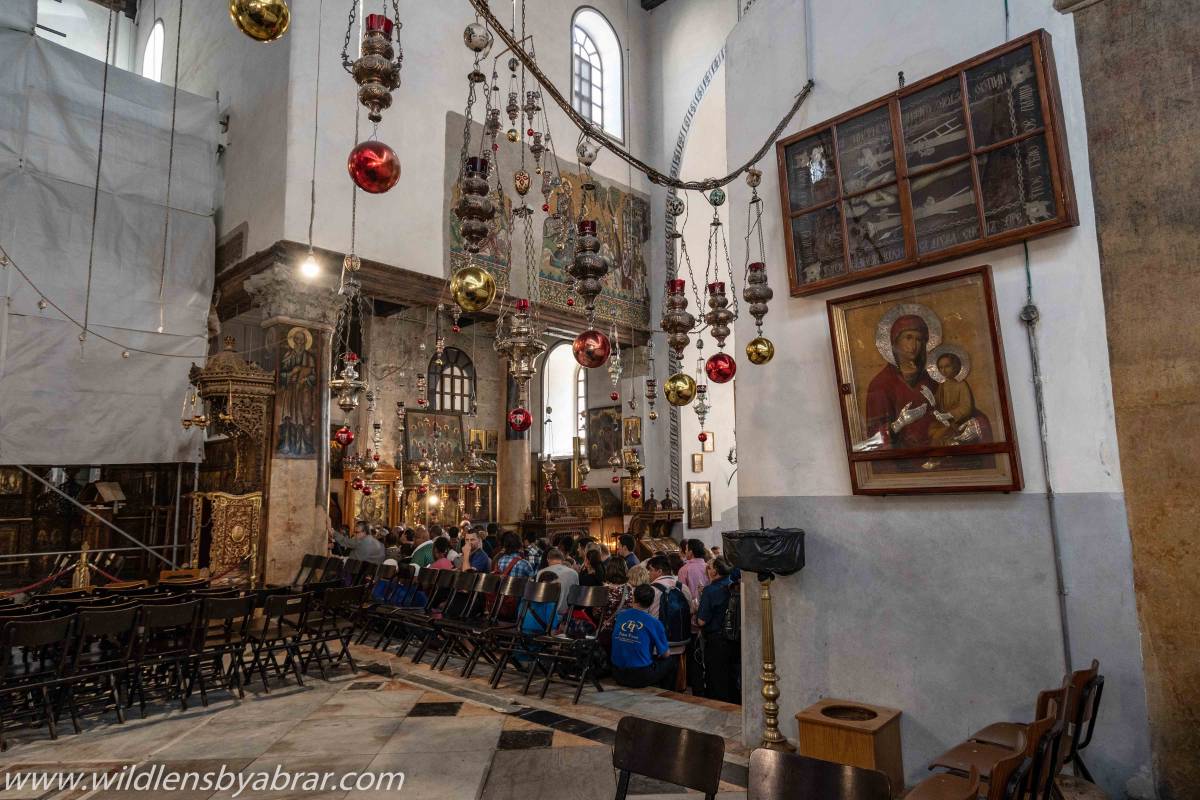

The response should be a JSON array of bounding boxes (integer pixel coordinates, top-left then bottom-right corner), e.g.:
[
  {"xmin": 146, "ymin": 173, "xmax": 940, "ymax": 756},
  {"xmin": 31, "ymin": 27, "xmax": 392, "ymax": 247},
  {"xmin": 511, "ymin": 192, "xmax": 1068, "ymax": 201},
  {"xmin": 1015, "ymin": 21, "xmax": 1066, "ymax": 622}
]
[{"xmin": 329, "ymin": 520, "xmax": 742, "ymax": 704}]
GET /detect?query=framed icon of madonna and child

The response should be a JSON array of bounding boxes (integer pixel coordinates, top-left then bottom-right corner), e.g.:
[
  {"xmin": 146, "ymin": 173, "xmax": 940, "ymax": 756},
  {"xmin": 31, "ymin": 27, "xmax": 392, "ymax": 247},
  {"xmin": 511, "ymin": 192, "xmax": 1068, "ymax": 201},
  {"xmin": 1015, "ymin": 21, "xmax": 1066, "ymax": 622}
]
[{"xmin": 827, "ymin": 266, "xmax": 1022, "ymax": 494}]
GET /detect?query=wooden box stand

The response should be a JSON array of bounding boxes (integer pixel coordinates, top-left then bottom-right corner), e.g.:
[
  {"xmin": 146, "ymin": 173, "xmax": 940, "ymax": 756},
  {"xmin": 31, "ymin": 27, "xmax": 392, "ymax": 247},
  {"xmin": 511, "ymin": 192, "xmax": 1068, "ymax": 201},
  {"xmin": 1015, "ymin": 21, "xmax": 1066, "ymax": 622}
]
[{"xmin": 795, "ymin": 698, "xmax": 903, "ymax": 793}]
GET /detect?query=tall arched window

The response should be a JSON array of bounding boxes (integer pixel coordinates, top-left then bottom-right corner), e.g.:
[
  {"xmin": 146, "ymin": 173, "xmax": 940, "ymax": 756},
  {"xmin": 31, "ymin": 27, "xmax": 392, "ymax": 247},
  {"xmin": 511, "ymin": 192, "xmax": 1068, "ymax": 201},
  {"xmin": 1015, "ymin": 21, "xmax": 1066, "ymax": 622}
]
[
  {"xmin": 575, "ymin": 363, "xmax": 587, "ymax": 448},
  {"xmin": 543, "ymin": 344, "xmax": 588, "ymax": 457},
  {"xmin": 428, "ymin": 348, "xmax": 475, "ymax": 413},
  {"xmin": 141, "ymin": 19, "xmax": 164, "ymax": 82},
  {"xmin": 571, "ymin": 8, "xmax": 623, "ymax": 142}
]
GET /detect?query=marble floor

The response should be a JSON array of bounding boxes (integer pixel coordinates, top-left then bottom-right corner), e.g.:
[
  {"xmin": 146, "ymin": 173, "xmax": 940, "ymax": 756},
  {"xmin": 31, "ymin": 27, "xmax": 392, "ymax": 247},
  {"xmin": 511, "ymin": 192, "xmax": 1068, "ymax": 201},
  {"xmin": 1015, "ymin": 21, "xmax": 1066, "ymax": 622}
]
[{"xmin": 0, "ymin": 646, "xmax": 747, "ymax": 800}]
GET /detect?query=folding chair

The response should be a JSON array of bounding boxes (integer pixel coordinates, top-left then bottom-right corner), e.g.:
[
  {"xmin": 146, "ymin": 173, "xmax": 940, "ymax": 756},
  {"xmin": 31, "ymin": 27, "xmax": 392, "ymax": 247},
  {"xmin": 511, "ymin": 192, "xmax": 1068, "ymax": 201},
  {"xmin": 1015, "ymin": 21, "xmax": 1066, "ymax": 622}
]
[
  {"xmin": 459, "ymin": 575, "xmax": 528, "ymax": 679},
  {"xmin": 486, "ymin": 581, "xmax": 560, "ymax": 690},
  {"xmin": 613, "ymin": 716, "xmax": 725, "ymax": 800},
  {"xmin": 62, "ymin": 603, "xmax": 140, "ymax": 728},
  {"xmin": 299, "ymin": 585, "xmax": 365, "ymax": 679},
  {"xmin": 409, "ymin": 571, "xmax": 483, "ymax": 665},
  {"xmin": 246, "ymin": 592, "xmax": 309, "ymax": 692},
  {"xmin": 130, "ymin": 599, "xmax": 201, "ymax": 715},
  {"xmin": 429, "ymin": 572, "xmax": 500, "ymax": 671},
  {"xmin": 187, "ymin": 594, "xmax": 255, "ymax": 706},
  {"xmin": 0, "ymin": 615, "xmax": 74, "ymax": 750},
  {"xmin": 522, "ymin": 584, "xmax": 610, "ymax": 703}
]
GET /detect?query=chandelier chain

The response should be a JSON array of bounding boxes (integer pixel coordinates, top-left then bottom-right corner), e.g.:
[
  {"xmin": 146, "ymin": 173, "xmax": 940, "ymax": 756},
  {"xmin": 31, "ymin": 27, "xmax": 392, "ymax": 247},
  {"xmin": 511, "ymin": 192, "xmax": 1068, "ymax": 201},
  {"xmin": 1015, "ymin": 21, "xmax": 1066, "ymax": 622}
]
[
  {"xmin": 156, "ymin": 0, "xmax": 185, "ymax": 328},
  {"xmin": 467, "ymin": 0, "xmax": 813, "ymax": 191},
  {"xmin": 81, "ymin": 8, "xmax": 115, "ymax": 350}
]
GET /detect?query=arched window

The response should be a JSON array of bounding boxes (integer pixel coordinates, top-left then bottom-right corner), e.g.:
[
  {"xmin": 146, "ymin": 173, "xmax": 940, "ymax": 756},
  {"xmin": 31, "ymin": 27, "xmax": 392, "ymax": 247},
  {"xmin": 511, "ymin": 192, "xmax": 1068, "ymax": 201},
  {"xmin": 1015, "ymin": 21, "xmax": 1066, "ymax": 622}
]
[
  {"xmin": 141, "ymin": 19, "xmax": 164, "ymax": 82},
  {"xmin": 428, "ymin": 348, "xmax": 475, "ymax": 413},
  {"xmin": 571, "ymin": 8, "xmax": 623, "ymax": 141},
  {"xmin": 543, "ymin": 343, "xmax": 587, "ymax": 457},
  {"xmin": 575, "ymin": 364, "xmax": 587, "ymax": 447}
]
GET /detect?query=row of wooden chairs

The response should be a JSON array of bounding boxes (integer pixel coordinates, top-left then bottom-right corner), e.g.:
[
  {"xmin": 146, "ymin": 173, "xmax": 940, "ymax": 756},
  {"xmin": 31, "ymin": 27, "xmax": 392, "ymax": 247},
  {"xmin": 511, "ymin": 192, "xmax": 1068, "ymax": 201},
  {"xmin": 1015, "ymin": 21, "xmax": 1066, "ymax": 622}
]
[
  {"xmin": 347, "ymin": 560, "xmax": 613, "ymax": 704},
  {"xmin": 907, "ymin": 660, "xmax": 1106, "ymax": 800},
  {"xmin": 0, "ymin": 581, "xmax": 366, "ymax": 750}
]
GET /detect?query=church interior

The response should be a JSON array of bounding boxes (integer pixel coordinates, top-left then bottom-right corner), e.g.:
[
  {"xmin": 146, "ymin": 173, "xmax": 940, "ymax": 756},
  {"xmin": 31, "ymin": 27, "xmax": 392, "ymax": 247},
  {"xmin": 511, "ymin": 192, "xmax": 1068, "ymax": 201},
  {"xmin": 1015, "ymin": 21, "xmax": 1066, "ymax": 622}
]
[{"xmin": 0, "ymin": 0, "xmax": 1194, "ymax": 798}]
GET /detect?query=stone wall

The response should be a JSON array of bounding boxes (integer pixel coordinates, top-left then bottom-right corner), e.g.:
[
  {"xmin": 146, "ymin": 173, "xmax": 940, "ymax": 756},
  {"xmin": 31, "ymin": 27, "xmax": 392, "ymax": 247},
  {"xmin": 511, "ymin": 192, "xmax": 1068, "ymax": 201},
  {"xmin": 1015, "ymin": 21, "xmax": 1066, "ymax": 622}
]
[{"xmin": 1072, "ymin": 1, "xmax": 1200, "ymax": 796}]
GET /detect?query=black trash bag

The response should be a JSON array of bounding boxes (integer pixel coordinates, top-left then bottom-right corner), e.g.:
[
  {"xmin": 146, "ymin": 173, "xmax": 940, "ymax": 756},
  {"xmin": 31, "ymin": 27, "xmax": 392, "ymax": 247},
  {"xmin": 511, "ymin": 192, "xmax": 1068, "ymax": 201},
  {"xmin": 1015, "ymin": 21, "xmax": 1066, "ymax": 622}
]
[{"xmin": 722, "ymin": 527, "xmax": 805, "ymax": 577}]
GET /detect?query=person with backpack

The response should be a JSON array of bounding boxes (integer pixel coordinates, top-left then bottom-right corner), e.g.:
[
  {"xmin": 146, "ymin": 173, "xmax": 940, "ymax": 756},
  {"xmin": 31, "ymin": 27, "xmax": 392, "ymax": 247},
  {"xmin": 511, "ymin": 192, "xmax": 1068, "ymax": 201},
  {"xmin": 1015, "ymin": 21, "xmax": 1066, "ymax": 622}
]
[
  {"xmin": 696, "ymin": 557, "xmax": 740, "ymax": 703},
  {"xmin": 646, "ymin": 555, "xmax": 693, "ymax": 690},
  {"xmin": 610, "ymin": 584, "xmax": 675, "ymax": 689}
]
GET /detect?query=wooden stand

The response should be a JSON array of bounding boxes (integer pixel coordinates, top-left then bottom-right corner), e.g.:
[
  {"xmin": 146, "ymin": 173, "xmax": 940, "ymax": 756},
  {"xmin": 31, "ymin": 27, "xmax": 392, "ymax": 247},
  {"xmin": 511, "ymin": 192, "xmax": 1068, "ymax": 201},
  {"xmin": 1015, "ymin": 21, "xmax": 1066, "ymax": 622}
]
[{"xmin": 795, "ymin": 698, "xmax": 903, "ymax": 792}]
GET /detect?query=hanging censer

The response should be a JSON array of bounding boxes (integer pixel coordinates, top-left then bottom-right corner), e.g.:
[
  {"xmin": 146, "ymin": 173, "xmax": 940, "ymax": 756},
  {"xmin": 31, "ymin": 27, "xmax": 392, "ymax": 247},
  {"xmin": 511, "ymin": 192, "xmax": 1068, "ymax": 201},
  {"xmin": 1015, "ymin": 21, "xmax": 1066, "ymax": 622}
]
[{"xmin": 743, "ymin": 168, "xmax": 775, "ymax": 364}]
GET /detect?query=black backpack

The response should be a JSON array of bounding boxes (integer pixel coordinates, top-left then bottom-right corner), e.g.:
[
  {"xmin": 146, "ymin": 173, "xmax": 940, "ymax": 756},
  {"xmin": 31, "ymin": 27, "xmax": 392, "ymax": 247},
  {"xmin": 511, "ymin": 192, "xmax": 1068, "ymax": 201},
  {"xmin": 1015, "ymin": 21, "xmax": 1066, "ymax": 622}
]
[
  {"xmin": 653, "ymin": 580, "xmax": 691, "ymax": 647},
  {"xmin": 721, "ymin": 582, "xmax": 741, "ymax": 643}
]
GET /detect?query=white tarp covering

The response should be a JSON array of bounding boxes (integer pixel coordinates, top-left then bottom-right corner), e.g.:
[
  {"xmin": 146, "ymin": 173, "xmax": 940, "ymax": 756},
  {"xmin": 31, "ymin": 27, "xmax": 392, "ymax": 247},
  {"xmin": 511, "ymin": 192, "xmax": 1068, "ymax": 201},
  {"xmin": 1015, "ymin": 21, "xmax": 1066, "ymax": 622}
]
[
  {"xmin": 0, "ymin": 0, "xmax": 35, "ymax": 34},
  {"xmin": 0, "ymin": 26, "xmax": 218, "ymax": 464}
]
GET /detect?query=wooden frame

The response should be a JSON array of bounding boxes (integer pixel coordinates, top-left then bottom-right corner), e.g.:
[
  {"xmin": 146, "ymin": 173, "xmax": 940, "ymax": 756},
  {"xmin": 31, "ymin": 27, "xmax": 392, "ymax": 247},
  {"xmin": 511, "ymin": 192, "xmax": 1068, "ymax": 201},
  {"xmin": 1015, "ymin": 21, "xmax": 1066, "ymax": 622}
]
[
  {"xmin": 777, "ymin": 30, "xmax": 1076, "ymax": 297},
  {"xmin": 404, "ymin": 410, "xmax": 466, "ymax": 463},
  {"xmin": 827, "ymin": 265, "xmax": 1022, "ymax": 494},
  {"xmin": 691, "ymin": 453, "xmax": 704, "ymax": 473},
  {"xmin": 686, "ymin": 481, "xmax": 712, "ymax": 529}
]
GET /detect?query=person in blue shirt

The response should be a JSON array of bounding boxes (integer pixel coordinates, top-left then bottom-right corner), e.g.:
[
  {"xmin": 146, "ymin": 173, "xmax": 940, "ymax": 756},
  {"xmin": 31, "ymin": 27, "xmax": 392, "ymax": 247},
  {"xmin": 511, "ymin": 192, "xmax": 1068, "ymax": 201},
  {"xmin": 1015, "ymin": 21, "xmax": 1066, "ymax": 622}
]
[
  {"xmin": 610, "ymin": 584, "xmax": 676, "ymax": 689},
  {"xmin": 617, "ymin": 534, "xmax": 639, "ymax": 569}
]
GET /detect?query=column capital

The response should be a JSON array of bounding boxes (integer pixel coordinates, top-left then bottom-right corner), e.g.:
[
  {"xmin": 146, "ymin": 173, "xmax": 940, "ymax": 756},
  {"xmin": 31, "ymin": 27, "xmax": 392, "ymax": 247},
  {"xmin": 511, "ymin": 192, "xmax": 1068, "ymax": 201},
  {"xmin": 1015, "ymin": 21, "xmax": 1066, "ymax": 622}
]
[{"xmin": 245, "ymin": 261, "xmax": 343, "ymax": 332}]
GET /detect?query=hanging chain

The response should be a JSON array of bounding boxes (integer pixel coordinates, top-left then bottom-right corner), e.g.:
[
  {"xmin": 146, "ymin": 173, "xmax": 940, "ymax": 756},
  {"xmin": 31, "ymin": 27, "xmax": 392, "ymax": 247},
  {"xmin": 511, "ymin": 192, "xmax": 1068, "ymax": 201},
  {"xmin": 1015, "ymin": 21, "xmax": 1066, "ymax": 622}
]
[
  {"xmin": 467, "ymin": 0, "xmax": 813, "ymax": 191},
  {"xmin": 81, "ymin": 8, "xmax": 115, "ymax": 351},
  {"xmin": 155, "ymin": 0, "xmax": 184, "ymax": 333}
]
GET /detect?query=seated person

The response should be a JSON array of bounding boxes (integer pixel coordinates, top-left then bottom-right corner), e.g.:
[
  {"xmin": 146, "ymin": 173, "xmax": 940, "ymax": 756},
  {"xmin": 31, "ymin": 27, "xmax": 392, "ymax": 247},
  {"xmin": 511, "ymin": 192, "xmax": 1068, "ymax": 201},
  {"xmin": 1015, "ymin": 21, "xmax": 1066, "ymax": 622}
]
[
  {"xmin": 610, "ymin": 584, "xmax": 675, "ymax": 689},
  {"xmin": 428, "ymin": 537, "xmax": 456, "ymax": 570}
]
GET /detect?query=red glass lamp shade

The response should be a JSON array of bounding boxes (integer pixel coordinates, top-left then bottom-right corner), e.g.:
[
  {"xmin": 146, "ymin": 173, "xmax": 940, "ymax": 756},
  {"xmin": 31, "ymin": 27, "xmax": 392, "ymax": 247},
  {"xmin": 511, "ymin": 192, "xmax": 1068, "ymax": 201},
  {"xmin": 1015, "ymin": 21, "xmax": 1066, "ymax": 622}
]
[
  {"xmin": 572, "ymin": 329, "xmax": 611, "ymax": 368},
  {"xmin": 508, "ymin": 406, "xmax": 533, "ymax": 432},
  {"xmin": 347, "ymin": 141, "xmax": 400, "ymax": 194},
  {"xmin": 364, "ymin": 14, "xmax": 393, "ymax": 35},
  {"xmin": 705, "ymin": 352, "xmax": 737, "ymax": 383},
  {"xmin": 334, "ymin": 426, "xmax": 355, "ymax": 446}
]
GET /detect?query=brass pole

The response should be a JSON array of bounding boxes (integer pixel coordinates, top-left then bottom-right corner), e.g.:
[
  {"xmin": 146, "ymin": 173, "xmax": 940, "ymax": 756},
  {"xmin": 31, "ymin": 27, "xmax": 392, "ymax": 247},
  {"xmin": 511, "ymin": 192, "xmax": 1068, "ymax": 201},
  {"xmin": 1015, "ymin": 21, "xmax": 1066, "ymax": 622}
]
[{"xmin": 759, "ymin": 575, "xmax": 793, "ymax": 751}]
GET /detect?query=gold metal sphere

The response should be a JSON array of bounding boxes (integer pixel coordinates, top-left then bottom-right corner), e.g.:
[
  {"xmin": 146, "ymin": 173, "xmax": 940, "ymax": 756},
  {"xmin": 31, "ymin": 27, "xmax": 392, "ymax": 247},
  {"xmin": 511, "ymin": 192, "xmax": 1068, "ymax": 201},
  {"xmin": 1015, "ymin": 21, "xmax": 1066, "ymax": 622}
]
[
  {"xmin": 229, "ymin": 0, "xmax": 291, "ymax": 42},
  {"xmin": 506, "ymin": 128, "xmax": 520, "ymax": 143},
  {"xmin": 450, "ymin": 265, "xmax": 497, "ymax": 313},
  {"xmin": 648, "ymin": 409, "xmax": 659, "ymax": 421},
  {"xmin": 664, "ymin": 372, "xmax": 697, "ymax": 406},
  {"xmin": 746, "ymin": 336, "xmax": 775, "ymax": 365}
]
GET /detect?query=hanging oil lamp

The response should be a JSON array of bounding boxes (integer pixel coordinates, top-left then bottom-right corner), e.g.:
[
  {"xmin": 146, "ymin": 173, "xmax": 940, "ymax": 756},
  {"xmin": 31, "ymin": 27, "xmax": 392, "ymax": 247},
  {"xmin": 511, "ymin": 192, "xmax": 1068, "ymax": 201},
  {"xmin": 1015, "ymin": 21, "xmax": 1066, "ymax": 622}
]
[
  {"xmin": 494, "ymin": 298, "xmax": 547, "ymax": 431},
  {"xmin": 743, "ymin": 168, "xmax": 776, "ymax": 364}
]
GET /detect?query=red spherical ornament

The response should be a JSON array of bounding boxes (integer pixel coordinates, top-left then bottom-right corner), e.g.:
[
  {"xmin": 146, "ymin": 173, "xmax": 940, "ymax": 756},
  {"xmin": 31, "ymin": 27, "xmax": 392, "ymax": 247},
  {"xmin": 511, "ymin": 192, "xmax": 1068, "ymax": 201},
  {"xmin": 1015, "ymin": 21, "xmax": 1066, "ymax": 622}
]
[
  {"xmin": 361, "ymin": 485, "xmax": 373, "ymax": 496},
  {"xmin": 542, "ymin": 203, "xmax": 550, "ymax": 212},
  {"xmin": 508, "ymin": 406, "xmax": 532, "ymax": 432},
  {"xmin": 334, "ymin": 426, "xmax": 355, "ymax": 446},
  {"xmin": 580, "ymin": 483, "xmax": 589, "ymax": 491},
  {"xmin": 544, "ymin": 483, "xmax": 553, "ymax": 493},
  {"xmin": 566, "ymin": 297, "xmax": 575, "ymax": 307},
  {"xmin": 491, "ymin": 143, "xmax": 499, "ymax": 152},
  {"xmin": 705, "ymin": 351, "xmax": 737, "ymax": 384},
  {"xmin": 611, "ymin": 475, "xmax": 620, "ymax": 484},
  {"xmin": 373, "ymin": 453, "xmax": 381, "ymax": 461},
  {"xmin": 452, "ymin": 325, "xmax": 461, "ymax": 333},
  {"xmin": 417, "ymin": 484, "xmax": 428, "ymax": 495},
  {"xmin": 527, "ymin": 128, "xmax": 535, "ymax": 137},
  {"xmin": 610, "ymin": 391, "xmax": 619, "ymax": 401},
  {"xmin": 698, "ymin": 432, "xmax": 708, "ymax": 443},
  {"xmin": 351, "ymin": 477, "xmax": 364, "ymax": 491},
  {"xmin": 347, "ymin": 140, "xmax": 401, "ymax": 194},
  {"xmin": 466, "ymin": 481, "xmax": 477, "ymax": 491},
  {"xmin": 631, "ymin": 489, "xmax": 641, "ymax": 500},
  {"xmin": 572, "ymin": 329, "xmax": 611, "ymax": 368},
  {"xmin": 417, "ymin": 398, "xmax": 427, "ymax": 407}
]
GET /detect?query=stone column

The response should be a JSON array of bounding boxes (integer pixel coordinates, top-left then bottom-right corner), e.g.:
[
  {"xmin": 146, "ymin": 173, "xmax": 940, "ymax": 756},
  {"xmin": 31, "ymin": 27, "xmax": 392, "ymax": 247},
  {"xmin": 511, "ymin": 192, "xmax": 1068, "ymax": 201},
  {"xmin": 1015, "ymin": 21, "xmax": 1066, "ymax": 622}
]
[
  {"xmin": 245, "ymin": 262, "xmax": 342, "ymax": 586},
  {"xmin": 496, "ymin": 358, "xmax": 531, "ymax": 525}
]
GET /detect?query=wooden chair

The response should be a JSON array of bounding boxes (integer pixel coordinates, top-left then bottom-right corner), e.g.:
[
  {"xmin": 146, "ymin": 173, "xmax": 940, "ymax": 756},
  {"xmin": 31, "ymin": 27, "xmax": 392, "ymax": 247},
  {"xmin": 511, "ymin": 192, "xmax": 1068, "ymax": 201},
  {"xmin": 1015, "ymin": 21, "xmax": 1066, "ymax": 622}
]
[
  {"xmin": 971, "ymin": 676, "xmax": 1070, "ymax": 748},
  {"xmin": 130, "ymin": 599, "xmax": 202, "ymax": 715},
  {"xmin": 188, "ymin": 594, "xmax": 255, "ymax": 705},
  {"xmin": 246, "ymin": 592, "xmax": 309, "ymax": 692},
  {"xmin": 613, "ymin": 716, "xmax": 725, "ymax": 800},
  {"xmin": 0, "ymin": 615, "xmax": 75, "ymax": 750},
  {"xmin": 429, "ymin": 572, "xmax": 500, "ymax": 671},
  {"xmin": 300, "ymin": 585, "xmax": 364, "ymax": 679},
  {"xmin": 911, "ymin": 746, "xmax": 1025, "ymax": 800},
  {"xmin": 905, "ymin": 766, "xmax": 980, "ymax": 800},
  {"xmin": 929, "ymin": 707, "xmax": 1056, "ymax": 793},
  {"xmin": 523, "ymin": 584, "xmax": 611, "ymax": 703},
  {"xmin": 63, "ymin": 603, "xmax": 141, "ymax": 728},
  {"xmin": 748, "ymin": 748, "xmax": 892, "ymax": 800},
  {"xmin": 486, "ymin": 580, "xmax": 561, "ymax": 690},
  {"xmin": 409, "ymin": 571, "xmax": 483, "ymax": 665},
  {"xmin": 459, "ymin": 574, "xmax": 530, "ymax": 679}
]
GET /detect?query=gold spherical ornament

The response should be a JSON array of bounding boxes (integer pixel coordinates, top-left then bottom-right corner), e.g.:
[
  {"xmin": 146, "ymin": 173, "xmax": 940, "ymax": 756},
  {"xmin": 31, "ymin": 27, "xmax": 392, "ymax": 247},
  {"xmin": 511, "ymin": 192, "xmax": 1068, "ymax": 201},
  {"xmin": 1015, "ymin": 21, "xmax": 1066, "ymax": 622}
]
[
  {"xmin": 450, "ymin": 265, "xmax": 497, "ymax": 313},
  {"xmin": 229, "ymin": 0, "xmax": 291, "ymax": 42},
  {"xmin": 648, "ymin": 409, "xmax": 659, "ymax": 421},
  {"xmin": 506, "ymin": 128, "xmax": 520, "ymax": 143},
  {"xmin": 746, "ymin": 336, "xmax": 775, "ymax": 365},
  {"xmin": 664, "ymin": 372, "xmax": 697, "ymax": 406}
]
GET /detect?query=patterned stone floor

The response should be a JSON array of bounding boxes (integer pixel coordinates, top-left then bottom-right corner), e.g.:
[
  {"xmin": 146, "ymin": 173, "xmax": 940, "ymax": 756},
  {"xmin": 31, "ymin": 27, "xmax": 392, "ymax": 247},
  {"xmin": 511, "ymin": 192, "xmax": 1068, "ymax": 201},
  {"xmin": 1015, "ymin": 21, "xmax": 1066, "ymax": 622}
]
[{"xmin": 0, "ymin": 645, "xmax": 747, "ymax": 800}]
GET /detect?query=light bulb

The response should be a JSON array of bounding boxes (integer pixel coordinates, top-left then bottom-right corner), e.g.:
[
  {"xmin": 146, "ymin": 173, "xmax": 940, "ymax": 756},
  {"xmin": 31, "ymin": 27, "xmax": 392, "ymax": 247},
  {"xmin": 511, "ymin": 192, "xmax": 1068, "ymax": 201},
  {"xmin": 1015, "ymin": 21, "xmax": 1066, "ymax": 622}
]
[{"xmin": 300, "ymin": 251, "xmax": 320, "ymax": 280}]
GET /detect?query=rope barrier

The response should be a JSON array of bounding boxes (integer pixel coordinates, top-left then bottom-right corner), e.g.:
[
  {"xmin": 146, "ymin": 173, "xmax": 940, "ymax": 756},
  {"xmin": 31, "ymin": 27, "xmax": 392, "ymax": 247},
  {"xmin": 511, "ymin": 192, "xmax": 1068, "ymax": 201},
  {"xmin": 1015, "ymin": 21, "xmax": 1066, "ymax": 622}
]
[{"xmin": 0, "ymin": 565, "xmax": 77, "ymax": 599}]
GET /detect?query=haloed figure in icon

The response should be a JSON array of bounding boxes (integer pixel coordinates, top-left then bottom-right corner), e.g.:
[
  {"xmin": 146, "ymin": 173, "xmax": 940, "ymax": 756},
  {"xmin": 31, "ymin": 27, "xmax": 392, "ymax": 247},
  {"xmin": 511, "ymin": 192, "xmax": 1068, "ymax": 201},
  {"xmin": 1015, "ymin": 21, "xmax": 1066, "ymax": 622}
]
[{"xmin": 864, "ymin": 312, "xmax": 939, "ymax": 449}]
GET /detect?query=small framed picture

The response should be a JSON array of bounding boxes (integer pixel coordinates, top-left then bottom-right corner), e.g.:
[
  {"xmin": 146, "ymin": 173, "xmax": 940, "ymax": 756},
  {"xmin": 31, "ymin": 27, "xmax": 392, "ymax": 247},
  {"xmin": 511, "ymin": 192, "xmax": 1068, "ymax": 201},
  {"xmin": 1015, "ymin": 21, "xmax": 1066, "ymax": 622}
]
[
  {"xmin": 701, "ymin": 432, "xmax": 715, "ymax": 453},
  {"xmin": 691, "ymin": 453, "xmax": 704, "ymax": 473},
  {"xmin": 622, "ymin": 416, "xmax": 642, "ymax": 446},
  {"xmin": 687, "ymin": 481, "xmax": 712, "ymax": 528}
]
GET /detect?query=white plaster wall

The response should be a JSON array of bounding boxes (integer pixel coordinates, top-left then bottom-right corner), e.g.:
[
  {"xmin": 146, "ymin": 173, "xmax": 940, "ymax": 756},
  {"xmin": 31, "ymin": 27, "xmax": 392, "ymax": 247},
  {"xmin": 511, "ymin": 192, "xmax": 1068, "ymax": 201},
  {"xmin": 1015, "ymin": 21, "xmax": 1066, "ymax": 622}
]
[
  {"xmin": 280, "ymin": 1, "xmax": 655, "ymax": 278},
  {"xmin": 134, "ymin": 0, "xmax": 290, "ymax": 257},
  {"xmin": 725, "ymin": 0, "xmax": 1123, "ymax": 499},
  {"xmin": 723, "ymin": 0, "xmax": 1149, "ymax": 791},
  {"xmin": 36, "ymin": 0, "xmax": 136, "ymax": 72}
]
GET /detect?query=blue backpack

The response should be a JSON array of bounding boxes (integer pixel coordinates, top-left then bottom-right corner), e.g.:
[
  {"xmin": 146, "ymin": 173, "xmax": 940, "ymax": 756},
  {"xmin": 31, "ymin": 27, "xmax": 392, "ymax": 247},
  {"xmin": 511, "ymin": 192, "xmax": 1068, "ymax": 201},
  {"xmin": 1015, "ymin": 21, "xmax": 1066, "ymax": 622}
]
[{"xmin": 653, "ymin": 580, "xmax": 691, "ymax": 647}]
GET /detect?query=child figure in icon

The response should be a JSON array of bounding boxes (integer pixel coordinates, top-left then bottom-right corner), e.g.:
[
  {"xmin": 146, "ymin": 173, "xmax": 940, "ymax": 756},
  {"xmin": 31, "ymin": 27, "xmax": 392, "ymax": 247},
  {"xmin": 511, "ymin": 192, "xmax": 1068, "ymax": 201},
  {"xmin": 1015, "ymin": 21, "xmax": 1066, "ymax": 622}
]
[{"xmin": 927, "ymin": 344, "xmax": 992, "ymax": 447}]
